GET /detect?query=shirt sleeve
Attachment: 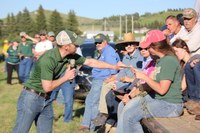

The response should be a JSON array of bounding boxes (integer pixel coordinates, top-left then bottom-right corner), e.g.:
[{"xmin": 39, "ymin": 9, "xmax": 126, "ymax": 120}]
[{"xmin": 40, "ymin": 57, "xmax": 56, "ymax": 80}]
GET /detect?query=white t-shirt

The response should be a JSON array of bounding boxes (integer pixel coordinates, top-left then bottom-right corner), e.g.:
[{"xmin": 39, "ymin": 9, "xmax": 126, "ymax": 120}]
[
  {"xmin": 186, "ymin": 23, "xmax": 200, "ymax": 56},
  {"xmin": 170, "ymin": 26, "xmax": 189, "ymax": 45},
  {"xmin": 35, "ymin": 40, "xmax": 53, "ymax": 52}
]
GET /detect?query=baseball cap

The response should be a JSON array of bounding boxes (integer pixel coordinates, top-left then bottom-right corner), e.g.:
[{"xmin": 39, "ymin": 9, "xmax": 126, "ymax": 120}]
[
  {"xmin": 94, "ymin": 33, "xmax": 107, "ymax": 43},
  {"xmin": 56, "ymin": 30, "xmax": 84, "ymax": 46},
  {"xmin": 48, "ymin": 31, "xmax": 55, "ymax": 37},
  {"xmin": 20, "ymin": 32, "xmax": 26, "ymax": 37},
  {"xmin": 12, "ymin": 39, "xmax": 20, "ymax": 43},
  {"xmin": 183, "ymin": 8, "xmax": 197, "ymax": 19},
  {"xmin": 4, "ymin": 40, "xmax": 8, "ymax": 43},
  {"xmin": 140, "ymin": 30, "xmax": 166, "ymax": 48},
  {"xmin": 40, "ymin": 30, "xmax": 47, "ymax": 35}
]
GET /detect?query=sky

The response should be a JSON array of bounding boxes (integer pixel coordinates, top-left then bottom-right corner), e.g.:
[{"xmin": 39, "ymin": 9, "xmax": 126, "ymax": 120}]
[{"xmin": 0, "ymin": 0, "xmax": 196, "ymax": 19}]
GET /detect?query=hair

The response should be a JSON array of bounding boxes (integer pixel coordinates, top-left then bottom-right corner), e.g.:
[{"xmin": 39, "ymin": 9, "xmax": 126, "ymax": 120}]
[
  {"xmin": 172, "ymin": 39, "xmax": 190, "ymax": 69},
  {"xmin": 171, "ymin": 39, "xmax": 189, "ymax": 53},
  {"xmin": 150, "ymin": 39, "xmax": 177, "ymax": 57},
  {"xmin": 165, "ymin": 15, "xmax": 176, "ymax": 21}
]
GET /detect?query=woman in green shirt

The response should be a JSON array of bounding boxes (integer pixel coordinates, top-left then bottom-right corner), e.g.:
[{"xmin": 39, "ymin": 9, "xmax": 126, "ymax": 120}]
[
  {"xmin": 6, "ymin": 40, "xmax": 21, "ymax": 84},
  {"xmin": 116, "ymin": 30, "xmax": 183, "ymax": 133}
]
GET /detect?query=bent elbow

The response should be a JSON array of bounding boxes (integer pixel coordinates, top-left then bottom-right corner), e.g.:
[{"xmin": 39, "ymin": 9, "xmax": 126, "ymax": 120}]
[{"xmin": 43, "ymin": 87, "xmax": 52, "ymax": 93}]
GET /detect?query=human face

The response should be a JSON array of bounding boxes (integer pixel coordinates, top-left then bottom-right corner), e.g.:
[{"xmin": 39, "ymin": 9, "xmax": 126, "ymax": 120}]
[
  {"xmin": 20, "ymin": 36, "xmax": 26, "ymax": 42},
  {"xmin": 184, "ymin": 17, "xmax": 197, "ymax": 32},
  {"xmin": 95, "ymin": 40, "xmax": 106, "ymax": 51},
  {"xmin": 40, "ymin": 34, "xmax": 47, "ymax": 41},
  {"xmin": 68, "ymin": 43, "xmax": 77, "ymax": 54},
  {"xmin": 173, "ymin": 47, "xmax": 186, "ymax": 60},
  {"xmin": 166, "ymin": 18, "xmax": 179, "ymax": 34},
  {"xmin": 48, "ymin": 36, "xmax": 55, "ymax": 42},
  {"xmin": 124, "ymin": 43, "xmax": 136, "ymax": 55},
  {"xmin": 138, "ymin": 47, "xmax": 150, "ymax": 58}
]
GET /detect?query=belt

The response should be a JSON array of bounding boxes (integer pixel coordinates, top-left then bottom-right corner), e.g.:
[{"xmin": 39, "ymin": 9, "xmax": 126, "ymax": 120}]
[
  {"xmin": 24, "ymin": 87, "xmax": 50, "ymax": 100},
  {"xmin": 24, "ymin": 56, "xmax": 32, "ymax": 58}
]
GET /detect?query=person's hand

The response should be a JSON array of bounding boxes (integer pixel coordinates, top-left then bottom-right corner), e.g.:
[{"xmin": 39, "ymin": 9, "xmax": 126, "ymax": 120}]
[
  {"xmin": 105, "ymin": 75, "xmax": 116, "ymax": 84},
  {"xmin": 162, "ymin": 29, "xmax": 171, "ymax": 36},
  {"xmin": 131, "ymin": 68, "xmax": 146, "ymax": 79},
  {"xmin": 122, "ymin": 94, "xmax": 130, "ymax": 104},
  {"xmin": 111, "ymin": 82, "xmax": 117, "ymax": 90},
  {"xmin": 190, "ymin": 59, "xmax": 200, "ymax": 68},
  {"xmin": 115, "ymin": 61, "xmax": 126, "ymax": 70},
  {"xmin": 63, "ymin": 65, "xmax": 76, "ymax": 81}
]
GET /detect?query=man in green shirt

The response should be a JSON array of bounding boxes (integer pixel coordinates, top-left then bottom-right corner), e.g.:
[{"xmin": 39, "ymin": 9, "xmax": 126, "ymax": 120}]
[
  {"xmin": 13, "ymin": 30, "xmax": 125, "ymax": 133},
  {"xmin": 18, "ymin": 32, "xmax": 34, "ymax": 83}
]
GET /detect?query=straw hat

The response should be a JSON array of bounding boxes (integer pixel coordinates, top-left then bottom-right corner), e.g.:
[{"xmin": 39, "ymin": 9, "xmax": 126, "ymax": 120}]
[{"xmin": 117, "ymin": 32, "xmax": 139, "ymax": 45}]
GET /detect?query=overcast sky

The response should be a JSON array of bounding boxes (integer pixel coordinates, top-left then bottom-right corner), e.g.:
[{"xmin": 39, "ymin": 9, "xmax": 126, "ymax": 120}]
[{"xmin": 0, "ymin": 0, "xmax": 196, "ymax": 19}]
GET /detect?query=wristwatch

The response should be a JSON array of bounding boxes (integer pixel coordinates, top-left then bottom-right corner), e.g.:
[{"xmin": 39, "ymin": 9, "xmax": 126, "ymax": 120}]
[{"xmin": 128, "ymin": 95, "xmax": 132, "ymax": 99}]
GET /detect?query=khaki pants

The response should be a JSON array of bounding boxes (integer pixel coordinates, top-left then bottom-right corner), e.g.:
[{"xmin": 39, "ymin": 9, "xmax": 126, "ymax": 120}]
[{"xmin": 99, "ymin": 81, "xmax": 115, "ymax": 114}]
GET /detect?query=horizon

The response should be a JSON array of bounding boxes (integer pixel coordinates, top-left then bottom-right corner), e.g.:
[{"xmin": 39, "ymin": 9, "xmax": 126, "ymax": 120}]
[{"xmin": 1, "ymin": 0, "xmax": 195, "ymax": 19}]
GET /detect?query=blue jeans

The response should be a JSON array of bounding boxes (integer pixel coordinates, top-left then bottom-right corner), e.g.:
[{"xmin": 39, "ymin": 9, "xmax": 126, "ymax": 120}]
[
  {"xmin": 106, "ymin": 89, "xmax": 120, "ymax": 126},
  {"xmin": 19, "ymin": 58, "xmax": 33, "ymax": 83},
  {"xmin": 13, "ymin": 89, "xmax": 53, "ymax": 133},
  {"xmin": 116, "ymin": 94, "xmax": 183, "ymax": 133},
  {"xmin": 51, "ymin": 71, "xmax": 76, "ymax": 123},
  {"xmin": 185, "ymin": 62, "xmax": 200, "ymax": 102},
  {"xmin": 81, "ymin": 79, "xmax": 104, "ymax": 131}
]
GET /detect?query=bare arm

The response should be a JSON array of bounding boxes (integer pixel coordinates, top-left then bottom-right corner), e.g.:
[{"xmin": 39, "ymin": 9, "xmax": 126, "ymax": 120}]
[
  {"xmin": 132, "ymin": 68, "xmax": 171, "ymax": 95},
  {"xmin": 83, "ymin": 58, "xmax": 125, "ymax": 70},
  {"xmin": 41, "ymin": 67, "xmax": 76, "ymax": 92},
  {"xmin": 25, "ymin": 35, "xmax": 39, "ymax": 43}
]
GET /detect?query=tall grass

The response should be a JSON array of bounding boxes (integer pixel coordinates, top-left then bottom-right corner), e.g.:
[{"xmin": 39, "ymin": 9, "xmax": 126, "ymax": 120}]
[{"xmin": 0, "ymin": 62, "xmax": 94, "ymax": 133}]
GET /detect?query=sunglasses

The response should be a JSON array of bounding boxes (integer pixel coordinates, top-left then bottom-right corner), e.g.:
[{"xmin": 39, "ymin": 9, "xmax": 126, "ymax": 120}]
[
  {"xmin": 40, "ymin": 34, "xmax": 46, "ymax": 36},
  {"xmin": 138, "ymin": 47, "xmax": 150, "ymax": 51},
  {"xmin": 95, "ymin": 42, "xmax": 102, "ymax": 45},
  {"xmin": 183, "ymin": 18, "xmax": 193, "ymax": 21},
  {"xmin": 124, "ymin": 43, "xmax": 134, "ymax": 47}
]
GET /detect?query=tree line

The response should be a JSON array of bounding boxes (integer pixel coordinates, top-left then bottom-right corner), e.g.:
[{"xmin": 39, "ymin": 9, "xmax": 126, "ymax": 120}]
[{"xmin": 0, "ymin": 5, "xmax": 81, "ymax": 44}]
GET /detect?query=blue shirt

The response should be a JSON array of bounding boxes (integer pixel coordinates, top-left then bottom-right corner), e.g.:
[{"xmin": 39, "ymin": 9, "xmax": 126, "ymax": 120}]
[
  {"xmin": 116, "ymin": 49, "xmax": 143, "ymax": 90},
  {"xmin": 92, "ymin": 45, "xmax": 120, "ymax": 80}
]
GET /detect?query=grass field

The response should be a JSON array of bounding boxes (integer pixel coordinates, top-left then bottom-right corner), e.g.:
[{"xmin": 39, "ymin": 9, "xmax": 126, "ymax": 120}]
[{"xmin": 0, "ymin": 61, "xmax": 95, "ymax": 133}]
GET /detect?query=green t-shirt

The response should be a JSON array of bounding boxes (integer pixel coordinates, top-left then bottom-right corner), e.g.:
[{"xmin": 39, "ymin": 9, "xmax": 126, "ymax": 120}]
[
  {"xmin": 18, "ymin": 41, "xmax": 33, "ymax": 56},
  {"xmin": 152, "ymin": 55, "xmax": 183, "ymax": 103},
  {"xmin": 25, "ymin": 48, "xmax": 86, "ymax": 93},
  {"xmin": 7, "ymin": 46, "xmax": 20, "ymax": 64}
]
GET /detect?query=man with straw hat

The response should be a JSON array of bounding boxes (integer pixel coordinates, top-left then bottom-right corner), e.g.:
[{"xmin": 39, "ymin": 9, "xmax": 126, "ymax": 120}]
[{"xmin": 93, "ymin": 32, "xmax": 143, "ymax": 132}]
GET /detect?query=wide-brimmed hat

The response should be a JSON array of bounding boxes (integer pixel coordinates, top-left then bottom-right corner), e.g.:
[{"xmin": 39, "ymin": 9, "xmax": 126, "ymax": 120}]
[{"xmin": 116, "ymin": 32, "xmax": 139, "ymax": 46}]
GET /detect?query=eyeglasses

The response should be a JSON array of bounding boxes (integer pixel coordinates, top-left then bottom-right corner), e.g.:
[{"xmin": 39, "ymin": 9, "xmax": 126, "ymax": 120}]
[
  {"xmin": 124, "ymin": 43, "xmax": 134, "ymax": 47},
  {"xmin": 20, "ymin": 36, "xmax": 25, "ymax": 39},
  {"xmin": 40, "ymin": 34, "xmax": 46, "ymax": 36},
  {"xmin": 138, "ymin": 47, "xmax": 150, "ymax": 51},
  {"xmin": 183, "ymin": 18, "xmax": 193, "ymax": 21},
  {"xmin": 95, "ymin": 42, "xmax": 102, "ymax": 45}
]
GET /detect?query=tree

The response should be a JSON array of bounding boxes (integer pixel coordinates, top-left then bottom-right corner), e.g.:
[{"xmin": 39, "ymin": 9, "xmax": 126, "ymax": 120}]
[
  {"xmin": 21, "ymin": 8, "xmax": 35, "ymax": 35},
  {"xmin": 65, "ymin": 10, "xmax": 82, "ymax": 35},
  {"xmin": 36, "ymin": 5, "xmax": 47, "ymax": 32},
  {"xmin": 48, "ymin": 10, "xmax": 65, "ymax": 34}
]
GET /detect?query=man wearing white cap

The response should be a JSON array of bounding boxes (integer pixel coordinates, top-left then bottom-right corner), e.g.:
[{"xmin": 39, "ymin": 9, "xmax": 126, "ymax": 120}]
[{"xmin": 12, "ymin": 30, "xmax": 125, "ymax": 133}]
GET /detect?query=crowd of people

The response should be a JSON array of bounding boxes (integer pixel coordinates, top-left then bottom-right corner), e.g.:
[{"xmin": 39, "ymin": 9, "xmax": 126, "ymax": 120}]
[{"xmin": 1, "ymin": 7, "xmax": 200, "ymax": 133}]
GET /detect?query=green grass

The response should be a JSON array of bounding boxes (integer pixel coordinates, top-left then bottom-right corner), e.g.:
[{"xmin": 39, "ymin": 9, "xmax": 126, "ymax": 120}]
[{"xmin": 0, "ymin": 62, "xmax": 95, "ymax": 133}]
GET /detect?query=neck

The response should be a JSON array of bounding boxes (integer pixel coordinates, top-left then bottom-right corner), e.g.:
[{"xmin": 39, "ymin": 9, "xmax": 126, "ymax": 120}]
[
  {"xmin": 58, "ymin": 47, "xmax": 70, "ymax": 59},
  {"xmin": 182, "ymin": 52, "xmax": 190, "ymax": 63},
  {"xmin": 174, "ymin": 25, "xmax": 181, "ymax": 34}
]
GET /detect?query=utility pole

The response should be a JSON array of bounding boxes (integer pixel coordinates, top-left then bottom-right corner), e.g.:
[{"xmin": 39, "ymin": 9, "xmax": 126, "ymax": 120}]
[
  {"xmin": 125, "ymin": 15, "xmax": 127, "ymax": 33},
  {"xmin": 132, "ymin": 16, "xmax": 134, "ymax": 34},
  {"xmin": 119, "ymin": 15, "xmax": 122, "ymax": 40},
  {"xmin": 104, "ymin": 18, "xmax": 107, "ymax": 31}
]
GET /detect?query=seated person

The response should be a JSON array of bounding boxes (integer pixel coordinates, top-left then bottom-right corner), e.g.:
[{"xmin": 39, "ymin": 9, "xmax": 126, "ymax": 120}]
[{"xmin": 116, "ymin": 30, "xmax": 183, "ymax": 133}]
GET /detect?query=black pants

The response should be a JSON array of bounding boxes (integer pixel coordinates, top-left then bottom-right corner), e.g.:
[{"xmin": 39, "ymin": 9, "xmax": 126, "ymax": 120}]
[{"xmin": 6, "ymin": 63, "xmax": 21, "ymax": 84}]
